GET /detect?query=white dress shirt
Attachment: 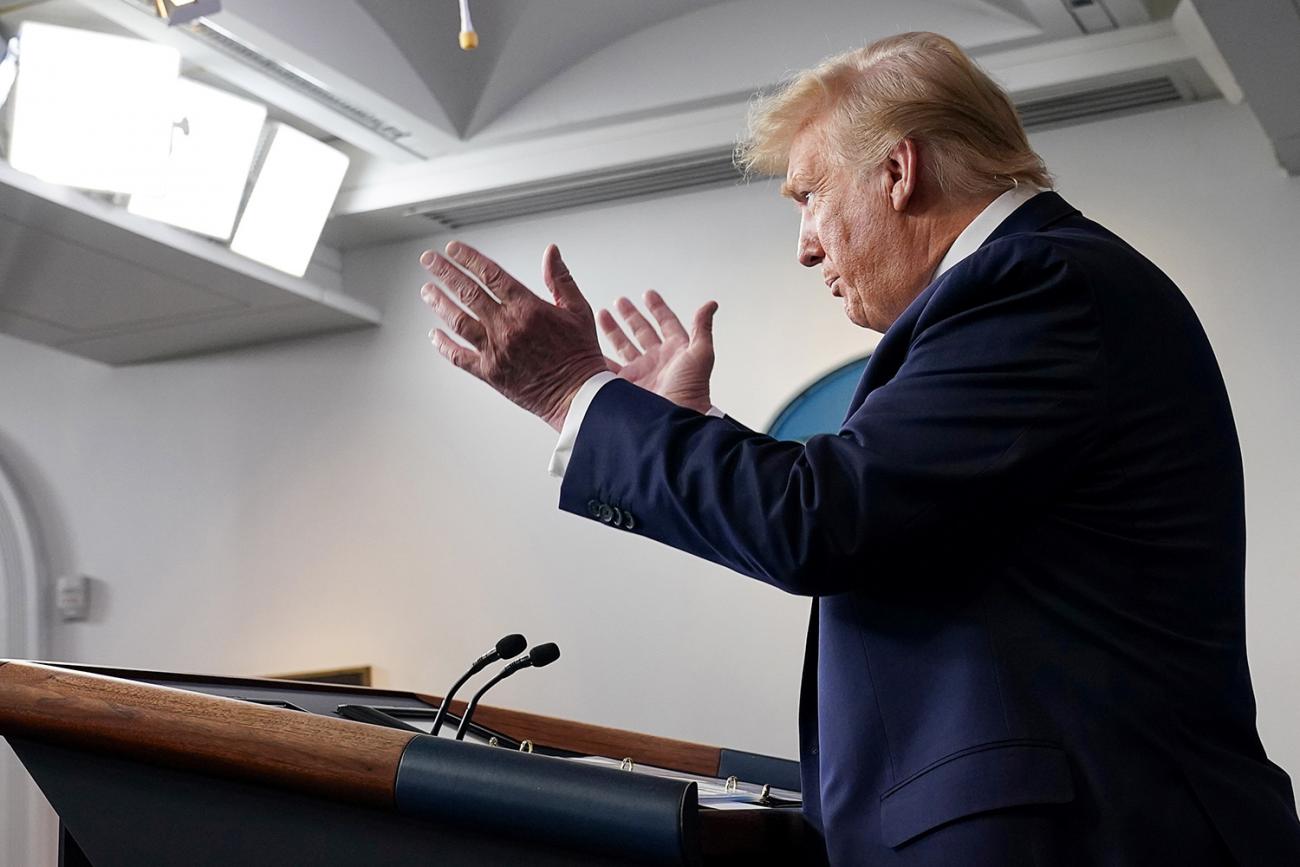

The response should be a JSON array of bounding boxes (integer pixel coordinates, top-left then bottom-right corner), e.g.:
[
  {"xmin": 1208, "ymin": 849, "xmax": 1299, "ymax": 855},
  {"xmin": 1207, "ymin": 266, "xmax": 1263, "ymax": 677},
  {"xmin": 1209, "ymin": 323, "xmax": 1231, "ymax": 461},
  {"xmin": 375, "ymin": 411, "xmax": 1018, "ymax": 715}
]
[{"xmin": 548, "ymin": 185, "xmax": 1043, "ymax": 478}]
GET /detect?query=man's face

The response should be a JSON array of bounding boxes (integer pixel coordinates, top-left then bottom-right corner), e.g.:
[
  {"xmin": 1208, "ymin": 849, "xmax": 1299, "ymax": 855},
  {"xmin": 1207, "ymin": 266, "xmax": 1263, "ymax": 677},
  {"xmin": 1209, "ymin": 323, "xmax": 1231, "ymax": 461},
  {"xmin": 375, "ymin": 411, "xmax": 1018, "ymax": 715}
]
[{"xmin": 785, "ymin": 123, "xmax": 924, "ymax": 332}]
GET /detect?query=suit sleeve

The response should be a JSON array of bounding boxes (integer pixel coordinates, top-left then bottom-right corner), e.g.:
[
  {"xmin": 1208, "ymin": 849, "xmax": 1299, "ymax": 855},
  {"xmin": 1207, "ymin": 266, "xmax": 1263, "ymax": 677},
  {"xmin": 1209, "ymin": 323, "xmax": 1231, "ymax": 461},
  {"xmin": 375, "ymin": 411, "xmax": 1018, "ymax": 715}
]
[{"xmin": 558, "ymin": 238, "xmax": 1105, "ymax": 596}]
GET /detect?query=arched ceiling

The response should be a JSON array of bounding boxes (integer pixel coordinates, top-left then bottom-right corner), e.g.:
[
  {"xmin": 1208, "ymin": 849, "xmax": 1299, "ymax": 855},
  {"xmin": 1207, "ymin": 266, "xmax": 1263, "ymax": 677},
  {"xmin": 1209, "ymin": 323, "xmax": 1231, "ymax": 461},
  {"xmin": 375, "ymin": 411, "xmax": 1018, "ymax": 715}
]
[{"xmin": 356, "ymin": 0, "xmax": 737, "ymax": 138}]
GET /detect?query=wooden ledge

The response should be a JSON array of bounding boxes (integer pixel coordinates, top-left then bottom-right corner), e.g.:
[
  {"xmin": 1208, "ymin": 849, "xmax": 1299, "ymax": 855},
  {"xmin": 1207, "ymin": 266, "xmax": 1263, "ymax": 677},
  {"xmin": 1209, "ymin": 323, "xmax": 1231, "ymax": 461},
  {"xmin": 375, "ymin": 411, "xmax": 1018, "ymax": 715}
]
[{"xmin": 0, "ymin": 661, "xmax": 413, "ymax": 807}]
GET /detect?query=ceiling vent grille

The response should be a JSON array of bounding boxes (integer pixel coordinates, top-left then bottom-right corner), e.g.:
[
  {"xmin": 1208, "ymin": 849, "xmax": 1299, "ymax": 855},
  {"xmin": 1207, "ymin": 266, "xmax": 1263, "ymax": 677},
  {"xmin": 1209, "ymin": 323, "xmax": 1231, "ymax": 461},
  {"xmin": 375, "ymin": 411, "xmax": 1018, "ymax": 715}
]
[
  {"xmin": 412, "ymin": 75, "xmax": 1190, "ymax": 229},
  {"xmin": 189, "ymin": 22, "xmax": 415, "ymax": 147},
  {"xmin": 1016, "ymin": 75, "xmax": 1183, "ymax": 129},
  {"xmin": 414, "ymin": 149, "xmax": 744, "ymax": 230},
  {"xmin": 114, "ymin": 0, "xmax": 421, "ymax": 155}
]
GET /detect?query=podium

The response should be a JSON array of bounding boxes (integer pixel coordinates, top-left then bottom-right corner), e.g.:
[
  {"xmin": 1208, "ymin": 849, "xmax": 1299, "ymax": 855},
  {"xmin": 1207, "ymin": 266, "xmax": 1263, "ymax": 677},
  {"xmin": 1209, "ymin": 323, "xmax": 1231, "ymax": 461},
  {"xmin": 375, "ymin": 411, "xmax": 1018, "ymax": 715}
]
[{"xmin": 0, "ymin": 661, "xmax": 815, "ymax": 866}]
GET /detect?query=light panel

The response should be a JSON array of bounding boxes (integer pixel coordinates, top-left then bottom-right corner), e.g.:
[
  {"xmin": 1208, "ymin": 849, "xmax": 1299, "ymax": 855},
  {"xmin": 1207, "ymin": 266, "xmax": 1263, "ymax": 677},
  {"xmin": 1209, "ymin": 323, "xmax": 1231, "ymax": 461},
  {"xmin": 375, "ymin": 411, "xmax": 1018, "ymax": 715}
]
[
  {"xmin": 128, "ymin": 77, "xmax": 267, "ymax": 240},
  {"xmin": 7, "ymin": 22, "xmax": 180, "ymax": 195},
  {"xmin": 229, "ymin": 123, "xmax": 349, "ymax": 277}
]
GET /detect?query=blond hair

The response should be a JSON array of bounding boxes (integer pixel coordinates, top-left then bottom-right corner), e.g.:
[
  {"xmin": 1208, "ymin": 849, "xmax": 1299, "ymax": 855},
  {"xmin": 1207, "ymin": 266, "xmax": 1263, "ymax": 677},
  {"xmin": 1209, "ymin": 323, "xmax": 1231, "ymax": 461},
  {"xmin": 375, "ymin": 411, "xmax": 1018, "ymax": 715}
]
[{"xmin": 736, "ymin": 32, "xmax": 1051, "ymax": 199}]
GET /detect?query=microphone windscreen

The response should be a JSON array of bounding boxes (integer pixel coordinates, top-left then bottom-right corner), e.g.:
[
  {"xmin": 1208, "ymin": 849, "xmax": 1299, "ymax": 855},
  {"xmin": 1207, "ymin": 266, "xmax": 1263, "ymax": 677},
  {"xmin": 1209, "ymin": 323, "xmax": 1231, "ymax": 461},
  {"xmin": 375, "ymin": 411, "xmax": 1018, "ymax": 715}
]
[
  {"xmin": 529, "ymin": 642, "xmax": 561, "ymax": 667},
  {"xmin": 496, "ymin": 633, "xmax": 527, "ymax": 659}
]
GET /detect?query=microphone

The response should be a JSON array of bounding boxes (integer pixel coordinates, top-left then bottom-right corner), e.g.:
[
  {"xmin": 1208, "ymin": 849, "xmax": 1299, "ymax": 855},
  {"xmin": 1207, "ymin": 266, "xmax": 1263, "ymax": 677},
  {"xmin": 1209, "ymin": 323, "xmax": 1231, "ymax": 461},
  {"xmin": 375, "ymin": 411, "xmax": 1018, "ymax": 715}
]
[
  {"xmin": 430, "ymin": 633, "xmax": 527, "ymax": 736},
  {"xmin": 454, "ymin": 642, "xmax": 560, "ymax": 741}
]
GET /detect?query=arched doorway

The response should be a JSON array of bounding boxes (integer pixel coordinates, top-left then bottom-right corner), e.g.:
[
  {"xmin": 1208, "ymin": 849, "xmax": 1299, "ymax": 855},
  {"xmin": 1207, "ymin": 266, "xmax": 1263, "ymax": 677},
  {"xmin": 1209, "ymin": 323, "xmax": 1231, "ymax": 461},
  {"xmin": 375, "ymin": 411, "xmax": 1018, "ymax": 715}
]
[
  {"xmin": 0, "ymin": 456, "xmax": 43, "ymax": 662},
  {"xmin": 0, "ymin": 456, "xmax": 49, "ymax": 867}
]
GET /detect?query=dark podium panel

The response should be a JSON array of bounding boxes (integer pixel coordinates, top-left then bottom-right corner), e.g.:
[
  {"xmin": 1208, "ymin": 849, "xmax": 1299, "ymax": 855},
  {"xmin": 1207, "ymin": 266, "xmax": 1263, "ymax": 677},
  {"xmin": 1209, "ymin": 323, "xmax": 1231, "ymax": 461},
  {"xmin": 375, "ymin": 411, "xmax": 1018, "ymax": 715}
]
[{"xmin": 0, "ymin": 661, "xmax": 815, "ymax": 866}]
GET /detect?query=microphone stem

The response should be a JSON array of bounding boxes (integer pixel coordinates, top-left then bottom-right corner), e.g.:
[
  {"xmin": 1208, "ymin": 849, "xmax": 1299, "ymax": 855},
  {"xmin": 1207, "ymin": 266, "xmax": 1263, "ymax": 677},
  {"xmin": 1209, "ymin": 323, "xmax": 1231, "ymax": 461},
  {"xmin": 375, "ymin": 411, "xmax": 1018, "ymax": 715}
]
[
  {"xmin": 454, "ymin": 667, "xmax": 513, "ymax": 741},
  {"xmin": 430, "ymin": 663, "xmax": 482, "ymax": 736}
]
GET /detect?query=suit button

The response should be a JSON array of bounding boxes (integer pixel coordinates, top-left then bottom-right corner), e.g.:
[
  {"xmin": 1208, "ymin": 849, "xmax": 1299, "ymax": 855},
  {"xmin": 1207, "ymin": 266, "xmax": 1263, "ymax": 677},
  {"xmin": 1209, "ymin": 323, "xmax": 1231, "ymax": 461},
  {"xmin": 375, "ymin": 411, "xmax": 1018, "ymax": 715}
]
[
  {"xmin": 623, "ymin": 511, "xmax": 635, "ymax": 530},
  {"xmin": 587, "ymin": 499, "xmax": 600, "ymax": 517},
  {"xmin": 612, "ymin": 507, "xmax": 623, "ymax": 527},
  {"xmin": 598, "ymin": 504, "xmax": 614, "ymax": 523}
]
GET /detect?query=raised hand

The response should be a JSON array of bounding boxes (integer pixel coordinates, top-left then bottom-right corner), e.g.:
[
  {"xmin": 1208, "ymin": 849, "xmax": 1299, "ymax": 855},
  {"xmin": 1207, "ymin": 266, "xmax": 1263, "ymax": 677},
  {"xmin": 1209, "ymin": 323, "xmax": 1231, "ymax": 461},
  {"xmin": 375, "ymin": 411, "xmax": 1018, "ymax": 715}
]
[
  {"xmin": 598, "ymin": 290, "xmax": 718, "ymax": 415},
  {"xmin": 419, "ymin": 242, "xmax": 609, "ymax": 431}
]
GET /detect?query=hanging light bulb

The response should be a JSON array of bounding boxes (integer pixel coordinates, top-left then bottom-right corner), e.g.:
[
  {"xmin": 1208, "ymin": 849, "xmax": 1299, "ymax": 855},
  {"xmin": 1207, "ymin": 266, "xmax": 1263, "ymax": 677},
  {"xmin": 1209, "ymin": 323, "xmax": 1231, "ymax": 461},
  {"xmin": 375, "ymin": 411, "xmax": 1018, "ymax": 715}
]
[{"xmin": 458, "ymin": 0, "xmax": 478, "ymax": 50}]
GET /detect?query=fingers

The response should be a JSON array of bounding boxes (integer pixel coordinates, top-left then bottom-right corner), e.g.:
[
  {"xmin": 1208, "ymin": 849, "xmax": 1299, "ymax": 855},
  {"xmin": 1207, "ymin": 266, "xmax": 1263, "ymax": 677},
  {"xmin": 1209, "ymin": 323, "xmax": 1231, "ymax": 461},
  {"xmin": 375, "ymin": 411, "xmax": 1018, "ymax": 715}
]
[
  {"xmin": 421, "ymin": 250, "xmax": 498, "ymax": 318},
  {"xmin": 542, "ymin": 244, "xmax": 589, "ymax": 311},
  {"xmin": 614, "ymin": 296, "xmax": 661, "ymax": 351},
  {"xmin": 644, "ymin": 290, "xmax": 688, "ymax": 341},
  {"xmin": 421, "ymin": 283, "xmax": 486, "ymax": 347},
  {"xmin": 691, "ymin": 301, "xmax": 719, "ymax": 347},
  {"xmin": 442, "ymin": 241, "xmax": 523, "ymax": 302},
  {"xmin": 597, "ymin": 307, "xmax": 641, "ymax": 362},
  {"xmin": 429, "ymin": 328, "xmax": 484, "ymax": 378}
]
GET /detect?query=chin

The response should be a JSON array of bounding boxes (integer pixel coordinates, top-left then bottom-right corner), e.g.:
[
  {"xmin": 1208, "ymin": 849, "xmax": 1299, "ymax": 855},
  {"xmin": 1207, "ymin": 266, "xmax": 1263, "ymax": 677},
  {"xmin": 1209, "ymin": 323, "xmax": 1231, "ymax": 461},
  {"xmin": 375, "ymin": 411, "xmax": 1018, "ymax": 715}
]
[{"xmin": 842, "ymin": 298, "xmax": 876, "ymax": 331}]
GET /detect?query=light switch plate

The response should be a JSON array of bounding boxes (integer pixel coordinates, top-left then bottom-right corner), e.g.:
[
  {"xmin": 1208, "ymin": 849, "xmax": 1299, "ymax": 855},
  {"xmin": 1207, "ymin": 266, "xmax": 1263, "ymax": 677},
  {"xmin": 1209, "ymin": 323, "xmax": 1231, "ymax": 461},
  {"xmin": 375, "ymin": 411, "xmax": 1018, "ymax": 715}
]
[{"xmin": 56, "ymin": 574, "xmax": 90, "ymax": 622}]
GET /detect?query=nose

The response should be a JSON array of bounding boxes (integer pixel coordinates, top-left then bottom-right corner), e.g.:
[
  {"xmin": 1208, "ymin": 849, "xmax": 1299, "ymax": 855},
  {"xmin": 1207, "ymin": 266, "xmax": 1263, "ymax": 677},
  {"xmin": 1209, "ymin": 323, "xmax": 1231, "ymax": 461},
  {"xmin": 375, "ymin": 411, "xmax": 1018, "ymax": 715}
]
[{"xmin": 797, "ymin": 214, "xmax": 823, "ymax": 268}]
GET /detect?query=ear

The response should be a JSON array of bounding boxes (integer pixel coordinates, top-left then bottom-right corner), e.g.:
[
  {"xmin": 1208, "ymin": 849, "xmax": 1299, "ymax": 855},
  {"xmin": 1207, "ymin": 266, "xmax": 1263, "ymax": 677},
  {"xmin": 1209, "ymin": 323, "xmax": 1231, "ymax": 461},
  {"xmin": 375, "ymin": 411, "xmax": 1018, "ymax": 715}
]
[{"xmin": 884, "ymin": 138, "xmax": 920, "ymax": 213}]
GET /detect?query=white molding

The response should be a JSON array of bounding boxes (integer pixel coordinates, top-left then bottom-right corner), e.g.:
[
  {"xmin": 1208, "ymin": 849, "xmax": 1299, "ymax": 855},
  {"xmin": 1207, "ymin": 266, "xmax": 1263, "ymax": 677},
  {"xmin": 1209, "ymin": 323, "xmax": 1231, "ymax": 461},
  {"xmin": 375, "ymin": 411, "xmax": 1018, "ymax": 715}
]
[
  {"xmin": 0, "ymin": 456, "xmax": 48, "ymax": 867},
  {"xmin": 332, "ymin": 21, "xmax": 1201, "ymax": 227},
  {"xmin": 1172, "ymin": 0, "xmax": 1243, "ymax": 105},
  {"xmin": 0, "ymin": 460, "xmax": 42, "ymax": 662}
]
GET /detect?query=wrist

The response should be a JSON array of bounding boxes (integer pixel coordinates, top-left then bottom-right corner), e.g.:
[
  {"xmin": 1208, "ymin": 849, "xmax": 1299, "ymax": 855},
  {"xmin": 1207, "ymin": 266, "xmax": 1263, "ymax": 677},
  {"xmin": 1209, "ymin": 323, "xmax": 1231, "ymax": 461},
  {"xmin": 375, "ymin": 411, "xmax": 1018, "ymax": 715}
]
[{"xmin": 543, "ymin": 358, "xmax": 607, "ymax": 431}]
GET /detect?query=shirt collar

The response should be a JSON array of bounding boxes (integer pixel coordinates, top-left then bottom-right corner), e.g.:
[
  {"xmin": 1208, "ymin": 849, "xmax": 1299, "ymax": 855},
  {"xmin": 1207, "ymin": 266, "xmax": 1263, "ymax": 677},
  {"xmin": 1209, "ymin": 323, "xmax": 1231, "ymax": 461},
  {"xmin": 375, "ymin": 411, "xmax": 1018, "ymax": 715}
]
[{"xmin": 932, "ymin": 185, "xmax": 1044, "ymax": 281}]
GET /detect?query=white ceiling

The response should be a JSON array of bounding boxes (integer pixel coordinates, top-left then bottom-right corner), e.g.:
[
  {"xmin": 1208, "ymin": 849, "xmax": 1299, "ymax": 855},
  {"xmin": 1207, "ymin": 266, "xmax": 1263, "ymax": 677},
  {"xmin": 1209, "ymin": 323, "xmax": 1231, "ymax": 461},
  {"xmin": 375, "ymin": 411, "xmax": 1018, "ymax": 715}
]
[
  {"xmin": 15, "ymin": 0, "xmax": 1288, "ymax": 366},
  {"xmin": 195, "ymin": 0, "xmax": 1159, "ymax": 155},
  {"xmin": 8, "ymin": 0, "xmax": 1291, "ymax": 252},
  {"xmin": 354, "ymin": 0, "xmax": 737, "ymax": 138}
]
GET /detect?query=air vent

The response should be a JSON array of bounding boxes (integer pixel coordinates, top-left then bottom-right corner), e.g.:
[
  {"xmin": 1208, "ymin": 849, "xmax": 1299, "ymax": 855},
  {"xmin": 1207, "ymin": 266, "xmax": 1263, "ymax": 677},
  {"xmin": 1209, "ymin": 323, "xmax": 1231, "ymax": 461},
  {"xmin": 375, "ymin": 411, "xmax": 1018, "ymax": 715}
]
[
  {"xmin": 1017, "ymin": 76, "xmax": 1184, "ymax": 129},
  {"xmin": 414, "ymin": 149, "xmax": 744, "ymax": 230},
  {"xmin": 411, "ymin": 74, "xmax": 1190, "ymax": 229}
]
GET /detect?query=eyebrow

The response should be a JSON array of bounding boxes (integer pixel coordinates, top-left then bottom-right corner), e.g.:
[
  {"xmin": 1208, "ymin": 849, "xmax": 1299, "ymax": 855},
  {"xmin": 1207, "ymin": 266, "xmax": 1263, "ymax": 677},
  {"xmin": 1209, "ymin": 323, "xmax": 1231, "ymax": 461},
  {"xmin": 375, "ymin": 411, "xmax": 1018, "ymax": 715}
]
[{"xmin": 780, "ymin": 173, "xmax": 812, "ymax": 199}]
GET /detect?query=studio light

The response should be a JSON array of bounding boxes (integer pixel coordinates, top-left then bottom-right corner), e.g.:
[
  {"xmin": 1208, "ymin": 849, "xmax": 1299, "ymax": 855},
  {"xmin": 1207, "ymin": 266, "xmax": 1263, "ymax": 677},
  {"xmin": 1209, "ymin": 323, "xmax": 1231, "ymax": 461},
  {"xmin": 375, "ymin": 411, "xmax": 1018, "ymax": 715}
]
[
  {"xmin": 229, "ymin": 123, "xmax": 350, "ymax": 278},
  {"xmin": 6, "ymin": 22, "xmax": 180, "ymax": 195},
  {"xmin": 128, "ymin": 77, "xmax": 267, "ymax": 240},
  {"xmin": 156, "ymin": 0, "xmax": 221, "ymax": 27}
]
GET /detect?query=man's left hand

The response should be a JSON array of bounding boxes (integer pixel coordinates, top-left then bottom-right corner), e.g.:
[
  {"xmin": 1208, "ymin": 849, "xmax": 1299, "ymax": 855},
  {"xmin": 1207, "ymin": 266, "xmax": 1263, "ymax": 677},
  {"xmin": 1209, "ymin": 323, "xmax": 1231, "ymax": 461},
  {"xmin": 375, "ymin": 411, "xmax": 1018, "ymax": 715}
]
[{"xmin": 419, "ymin": 242, "xmax": 609, "ymax": 431}]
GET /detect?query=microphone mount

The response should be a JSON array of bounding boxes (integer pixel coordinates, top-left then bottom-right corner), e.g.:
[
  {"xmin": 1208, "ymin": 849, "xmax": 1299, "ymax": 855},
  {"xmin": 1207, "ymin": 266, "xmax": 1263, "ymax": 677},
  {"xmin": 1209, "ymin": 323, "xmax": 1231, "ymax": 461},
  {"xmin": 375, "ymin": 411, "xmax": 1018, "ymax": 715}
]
[
  {"xmin": 430, "ymin": 633, "xmax": 526, "ymax": 736},
  {"xmin": 454, "ymin": 643, "xmax": 560, "ymax": 741}
]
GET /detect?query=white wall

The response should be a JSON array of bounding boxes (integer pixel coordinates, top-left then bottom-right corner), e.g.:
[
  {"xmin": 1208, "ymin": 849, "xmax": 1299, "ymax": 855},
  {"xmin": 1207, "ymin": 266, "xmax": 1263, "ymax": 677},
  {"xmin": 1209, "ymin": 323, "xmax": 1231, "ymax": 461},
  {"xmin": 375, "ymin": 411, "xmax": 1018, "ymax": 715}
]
[{"xmin": 1, "ymin": 100, "xmax": 1297, "ymax": 864}]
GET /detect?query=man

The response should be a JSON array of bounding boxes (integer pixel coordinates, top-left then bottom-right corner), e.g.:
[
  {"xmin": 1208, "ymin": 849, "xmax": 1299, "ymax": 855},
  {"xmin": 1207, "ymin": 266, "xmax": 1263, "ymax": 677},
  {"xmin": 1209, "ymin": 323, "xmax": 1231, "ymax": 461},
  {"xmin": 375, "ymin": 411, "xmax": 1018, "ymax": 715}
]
[{"xmin": 417, "ymin": 32, "xmax": 1300, "ymax": 866}]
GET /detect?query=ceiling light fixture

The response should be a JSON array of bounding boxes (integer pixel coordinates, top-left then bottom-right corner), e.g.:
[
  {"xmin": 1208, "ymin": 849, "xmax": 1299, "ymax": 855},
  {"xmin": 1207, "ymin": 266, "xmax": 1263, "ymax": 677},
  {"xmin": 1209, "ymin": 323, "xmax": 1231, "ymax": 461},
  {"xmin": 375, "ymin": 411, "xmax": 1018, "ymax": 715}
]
[
  {"xmin": 229, "ymin": 122, "xmax": 350, "ymax": 277},
  {"xmin": 127, "ymin": 77, "xmax": 267, "ymax": 240},
  {"xmin": 6, "ymin": 22, "xmax": 180, "ymax": 195}
]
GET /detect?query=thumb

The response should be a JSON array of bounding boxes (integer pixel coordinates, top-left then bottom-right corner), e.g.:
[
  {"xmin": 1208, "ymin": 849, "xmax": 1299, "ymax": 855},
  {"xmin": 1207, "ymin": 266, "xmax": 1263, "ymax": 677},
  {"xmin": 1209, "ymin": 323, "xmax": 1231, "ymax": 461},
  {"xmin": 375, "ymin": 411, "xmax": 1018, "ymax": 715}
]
[
  {"xmin": 691, "ymin": 301, "xmax": 718, "ymax": 345},
  {"xmin": 542, "ymin": 244, "xmax": 587, "ymax": 310}
]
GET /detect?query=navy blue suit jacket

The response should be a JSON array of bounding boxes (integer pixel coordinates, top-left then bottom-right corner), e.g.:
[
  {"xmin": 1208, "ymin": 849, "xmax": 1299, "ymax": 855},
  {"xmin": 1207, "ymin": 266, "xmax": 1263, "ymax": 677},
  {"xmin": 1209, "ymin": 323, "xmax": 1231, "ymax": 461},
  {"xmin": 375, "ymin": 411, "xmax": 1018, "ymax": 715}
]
[{"xmin": 560, "ymin": 192, "xmax": 1300, "ymax": 865}]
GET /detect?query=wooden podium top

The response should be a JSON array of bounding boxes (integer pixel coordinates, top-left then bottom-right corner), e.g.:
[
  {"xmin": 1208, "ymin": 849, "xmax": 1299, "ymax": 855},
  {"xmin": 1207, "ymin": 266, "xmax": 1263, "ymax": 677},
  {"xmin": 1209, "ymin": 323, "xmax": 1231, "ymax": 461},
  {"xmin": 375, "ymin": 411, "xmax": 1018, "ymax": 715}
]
[
  {"xmin": 0, "ymin": 660, "xmax": 411, "ymax": 806},
  {"xmin": 0, "ymin": 660, "xmax": 812, "ymax": 866}
]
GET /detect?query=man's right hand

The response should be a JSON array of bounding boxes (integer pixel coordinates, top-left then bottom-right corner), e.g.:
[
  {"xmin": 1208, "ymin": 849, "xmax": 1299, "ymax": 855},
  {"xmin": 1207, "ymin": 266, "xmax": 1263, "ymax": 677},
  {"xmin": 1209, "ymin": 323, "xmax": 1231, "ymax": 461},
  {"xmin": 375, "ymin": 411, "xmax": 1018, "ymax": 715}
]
[{"xmin": 597, "ymin": 291, "xmax": 718, "ymax": 415}]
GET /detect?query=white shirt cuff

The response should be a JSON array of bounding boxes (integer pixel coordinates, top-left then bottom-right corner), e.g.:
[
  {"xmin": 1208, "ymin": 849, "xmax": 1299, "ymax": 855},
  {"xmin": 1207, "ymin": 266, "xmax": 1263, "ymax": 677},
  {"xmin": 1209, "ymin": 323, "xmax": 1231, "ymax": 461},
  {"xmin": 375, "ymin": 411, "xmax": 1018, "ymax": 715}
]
[
  {"xmin": 547, "ymin": 373, "xmax": 725, "ymax": 478},
  {"xmin": 548, "ymin": 371, "xmax": 618, "ymax": 478}
]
